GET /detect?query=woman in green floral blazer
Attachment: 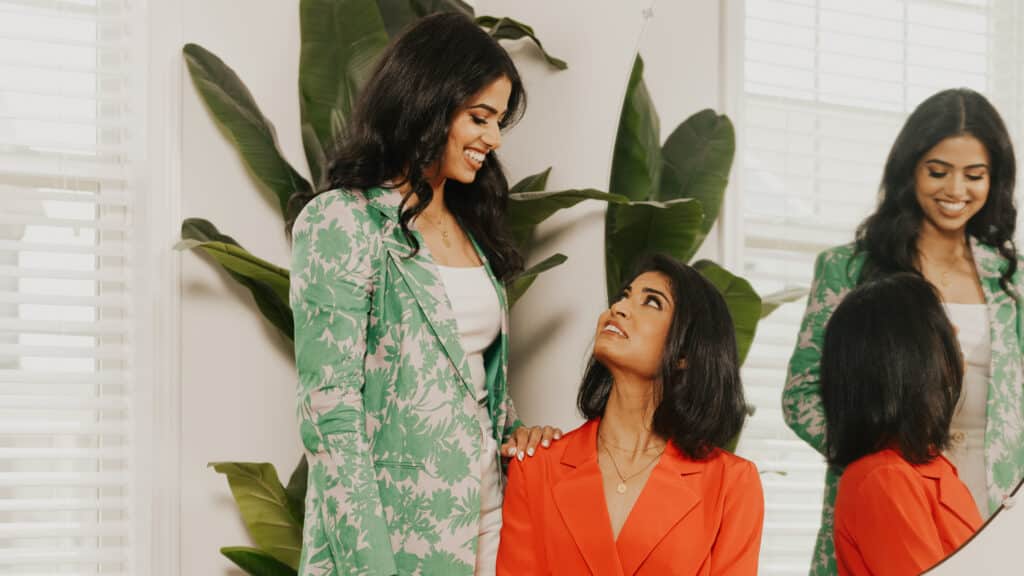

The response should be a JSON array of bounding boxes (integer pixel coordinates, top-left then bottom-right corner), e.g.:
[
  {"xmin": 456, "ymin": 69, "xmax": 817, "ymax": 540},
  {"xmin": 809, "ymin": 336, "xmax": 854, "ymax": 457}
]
[
  {"xmin": 289, "ymin": 15, "xmax": 558, "ymax": 576},
  {"xmin": 784, "ymin": 88, "xmax": 1024, "ymax": 575}
]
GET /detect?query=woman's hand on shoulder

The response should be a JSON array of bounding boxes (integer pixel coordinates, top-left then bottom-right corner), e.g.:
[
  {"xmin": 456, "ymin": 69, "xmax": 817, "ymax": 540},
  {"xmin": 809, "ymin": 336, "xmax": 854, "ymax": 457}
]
[{"xmin": 501, "ymin": 425, "xmax": 562, "ymax": 461}]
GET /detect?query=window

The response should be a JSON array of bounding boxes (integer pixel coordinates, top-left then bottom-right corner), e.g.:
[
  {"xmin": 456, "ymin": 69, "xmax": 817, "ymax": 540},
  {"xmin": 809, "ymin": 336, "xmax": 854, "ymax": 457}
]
[
  {"xmin": 735, "ymin": 0, "xmax": 1024, "ymax": 573},
  {"xmin": 0, "ymin": 0, "xmax": 140, "ymax": 573}
]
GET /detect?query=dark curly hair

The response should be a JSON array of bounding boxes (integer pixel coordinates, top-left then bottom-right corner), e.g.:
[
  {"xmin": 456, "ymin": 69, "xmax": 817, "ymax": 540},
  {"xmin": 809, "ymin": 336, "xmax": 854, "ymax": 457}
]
[
  {"xmin": 287, "ymin": 13, "xmax": 526, "ymax": 281},
  {"xmin": 821, "ymin": 273, "xmax": 962, "ymax": 468},
  {"xmin": 577, "ymin": 254, "xmax": 747, "ymax": 460},
  {"xmin": 856, "ymin": 88, "xmax": 1018, "ymax": 294}
]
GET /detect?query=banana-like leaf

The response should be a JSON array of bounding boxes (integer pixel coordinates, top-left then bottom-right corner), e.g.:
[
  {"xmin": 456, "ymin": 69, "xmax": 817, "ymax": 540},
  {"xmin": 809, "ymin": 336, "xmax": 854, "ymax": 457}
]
[
  {"xmin": 476, "ymin": 16, "xmax": 567, "ymax": 70},
  {"xmin": 284, "ymin": 456, "xmax": 308, "ymax": 523},
  {"xmin": 692, "ymin": 260, "xmax": 762, "ymax": 365},
  {"xmin": 183, "ymin": 44, "xmax": 312, "ymax": 217},
  {"xmin": 609, "ymin": 56, "xmax": 660, "ymax": 202},
  {"xmin": 760, "ymin": 286, "xmax": 808, "ymax": 318},
  {"xmin": 604, "ymin": 199, "xmax": 703, "ymax": 300},
  {"xmin": 509, "ymin": 167, "xmax": 551, "ymax": 195},
  {"xmin": 658, "ymin": 109, "xmax": 735, "ymax": 253},
  {"xmin": 411, "ymin": 0, "xmax": 473, "ymax": 17},
  {"xmin": 508, "ymin": 189, "xmax": 628, "ymax": 250},
  {"xmin": 508, "ymin": 253, "xmax": 567, "ymax": 307},
  {"xmin": 300, "ymin": 0, "xmax": 389, "ymax": 180},
  {"xmin": 211, "ymin": 463, "xmax": 303, "ymax": 569},
  {"xmin": 178, "ymin": 219, "xmax": 293, "ymax": 340},
  {"xmin": 375, "ymin": 0, "xmax": 421, "ymax": 37},
  {"xmin": 221, "ymin": 547, "xmax": 298, "ymax": 576}
]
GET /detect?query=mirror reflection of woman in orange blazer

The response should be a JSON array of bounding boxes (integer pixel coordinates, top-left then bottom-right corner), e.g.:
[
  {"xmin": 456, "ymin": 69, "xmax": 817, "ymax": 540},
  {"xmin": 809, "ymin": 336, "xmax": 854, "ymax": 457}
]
[
  {"xmin": 497, "ymin": 255, "xmax": 765, "ymax": 575},
  {"xmin": 822, "ymin": 274, "xmax": 983, "ymax": 576}
]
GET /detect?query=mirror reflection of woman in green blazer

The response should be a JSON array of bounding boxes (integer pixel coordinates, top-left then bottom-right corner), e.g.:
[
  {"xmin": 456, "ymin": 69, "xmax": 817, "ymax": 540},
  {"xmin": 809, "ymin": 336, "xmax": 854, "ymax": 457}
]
[
  {"xmin": 783, "ymin": 88, "xmax": 1024, "ymax": 576},
  {"xmin": 288, "ymin": 14, "xmax": 560, "ymax": 576}
]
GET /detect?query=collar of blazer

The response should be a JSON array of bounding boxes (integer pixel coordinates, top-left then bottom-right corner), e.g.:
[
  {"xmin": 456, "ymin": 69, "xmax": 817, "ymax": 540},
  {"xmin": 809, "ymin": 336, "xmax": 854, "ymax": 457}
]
[
  {"xmin": 552, "ymin": 419, "xmax": 704, "ymax": 576},
  {"xmin": 364, "ymin": 186, "xmax": 509, "ymax": 396},
  {"xmin": 911, "ymin": 453, "xmax": 982, "ymax": 530}
]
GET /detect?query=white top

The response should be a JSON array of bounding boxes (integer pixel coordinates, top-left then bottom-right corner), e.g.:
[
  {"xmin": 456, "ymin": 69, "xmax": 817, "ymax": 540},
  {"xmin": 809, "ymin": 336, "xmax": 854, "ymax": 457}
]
[
  {"xmin": 943, "ymin": 302, "xmax": 991, "ymax": 514},
  {"xmin": 435, "ymin": 264, "xmax": 502, "ymax": 401}
]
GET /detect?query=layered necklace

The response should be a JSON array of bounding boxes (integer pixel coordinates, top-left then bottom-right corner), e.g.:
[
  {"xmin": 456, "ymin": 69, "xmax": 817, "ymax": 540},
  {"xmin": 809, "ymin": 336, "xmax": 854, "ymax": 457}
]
[{"xmin": 420, "ymin": 210, "xmax": 454, "ymax": 248}]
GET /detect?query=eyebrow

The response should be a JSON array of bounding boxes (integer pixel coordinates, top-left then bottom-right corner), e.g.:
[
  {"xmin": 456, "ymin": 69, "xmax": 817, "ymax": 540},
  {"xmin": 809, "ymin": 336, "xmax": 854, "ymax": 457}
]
[
  {"xmin": 641, "ymin": 287, "xmax": 672, "ymax": 306},
  {"xmin": 924, "ymin": 159, "xmax": 990, "ymax": 170},
  {"xmin": 468, "ymin": 103, "xmax": 507, "ymax": 119}
]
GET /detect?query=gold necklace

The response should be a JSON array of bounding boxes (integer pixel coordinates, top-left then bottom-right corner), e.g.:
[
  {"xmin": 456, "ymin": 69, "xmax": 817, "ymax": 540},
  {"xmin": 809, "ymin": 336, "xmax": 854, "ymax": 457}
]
[
  {"xmin": 421, "ymin": 211, "xmax": 452, "ymax": 248},
  {"xmin": 599, "ymin": 437, "xmax": 664, "ymax": 495},
  {"xmin": 920, "ymin": 251, "xmax": 969, "ymax": 288}
]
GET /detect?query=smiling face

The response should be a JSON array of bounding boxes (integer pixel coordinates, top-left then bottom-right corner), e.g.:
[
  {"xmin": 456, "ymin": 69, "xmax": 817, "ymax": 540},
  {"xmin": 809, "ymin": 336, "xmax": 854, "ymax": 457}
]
[
  {"xmin": 434, "ymin": 75, "xmax": 511, "ymax": 185},
  {"xmin": 594, "ymin": 271, "xmax": 676, "ymax": 381},
  {"xmin": 914, "ymin": 135, "xmax": 991, "ymax": 236}
]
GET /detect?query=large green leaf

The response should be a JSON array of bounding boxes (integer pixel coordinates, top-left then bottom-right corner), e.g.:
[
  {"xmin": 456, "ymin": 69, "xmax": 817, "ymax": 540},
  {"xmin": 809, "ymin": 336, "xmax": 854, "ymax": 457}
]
[
  {"xmin": 183, "ymin": 44, "xmax": 311, "ymax": 217},
  {"xmin": 509, "ymin": 167, "xmax": 551, "ymax": 195},
  {"xmin": 177, "ymin": 219, "xmax": 293, "ymax": 340},
  {"xmin": 760, "ymin": 286, "xmax": 808, "ymax": 318},
  {"xmin": 604, "ymin": 199, "xmax": 704, "ymax": 300},
  {"xmin": 476, "ymin": 16, "xmax": 567, "ymax": 70},
  {"xmin": 221, "ymin": 547, "xmax": 297, "ymax": 576},
  {"xmin": 658, "ymin": 109, "xmax": 735, "ymax": 253},
  {"xmin": 410, "ymin": 0, "xmax": 473, "ymax": 17},
  {"xmin": 300, "ymin": 0, "xmax": 389, "ymax": 184},
  {"xmin": 284, "ymin": 456, "xmax": 308, "ymax": 523},
  {"xmin": 211, "ymin": 463, "xmax": 303, "ymax": 569},
  {"xmin": 692, "ymin": 260, "xmax": 762, "ymax": 365},
  {"xmin": 375, "ymin": 0, "xmax": 421, "ymax": 37},
  {"xmin": 609, "ymin": 56, "xmax": 660, "ymax": 202},
  {"xmin": 508, "ymin": 189, "xmax": 627, "ymax": 250},
  {"xmin": 508, "ymin": 253, "xmax": 567, "ymax": 307}
]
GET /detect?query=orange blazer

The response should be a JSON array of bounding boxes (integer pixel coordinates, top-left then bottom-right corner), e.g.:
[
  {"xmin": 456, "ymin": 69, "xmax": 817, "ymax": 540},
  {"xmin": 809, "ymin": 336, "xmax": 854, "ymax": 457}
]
[
  {"xmin": 496, "ymin": 419, "xmax": 764, "ymax": 575},
  {"xmin": 834, "ymin": 449, "xmax": 983, "ymax": 576}
]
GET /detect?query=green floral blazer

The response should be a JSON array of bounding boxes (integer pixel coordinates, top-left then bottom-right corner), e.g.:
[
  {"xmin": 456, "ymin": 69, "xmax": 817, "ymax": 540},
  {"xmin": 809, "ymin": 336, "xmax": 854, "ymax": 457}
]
[
  {"xmin": 290, "ymin": 187, "xmax": 520, "ymax": 576},
  {"xmin": 783, "ymin": 238, "xmax": 1024, "ymax": 576}
]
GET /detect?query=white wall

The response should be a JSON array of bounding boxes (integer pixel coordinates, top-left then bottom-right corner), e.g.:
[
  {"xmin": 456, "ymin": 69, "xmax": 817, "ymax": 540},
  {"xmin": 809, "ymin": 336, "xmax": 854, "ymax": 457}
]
[
  {"xmin": 172, "ymin": 1, "xmax": 724, "ymax": 573},
  {"xmin": 178, "ymin": 1, "xmax": 305, "ymax": 574}
]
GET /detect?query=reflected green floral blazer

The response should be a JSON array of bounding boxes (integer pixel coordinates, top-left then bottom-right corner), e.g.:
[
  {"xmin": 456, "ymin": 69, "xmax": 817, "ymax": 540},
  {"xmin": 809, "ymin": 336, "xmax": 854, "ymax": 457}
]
[
  {"xmin": 290, "ymin": 187, "xmax": 520, "ymax": 576},
  {"xmin": 783, "ymin": 238, "xmax": 1024, "ymax": 576}
]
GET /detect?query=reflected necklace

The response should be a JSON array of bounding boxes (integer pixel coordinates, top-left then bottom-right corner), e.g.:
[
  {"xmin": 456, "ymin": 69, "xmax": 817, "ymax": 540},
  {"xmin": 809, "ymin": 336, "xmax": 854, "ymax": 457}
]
[{"xmin": 599, "ymin": 436, "xmax": 665, "ymax": 494}]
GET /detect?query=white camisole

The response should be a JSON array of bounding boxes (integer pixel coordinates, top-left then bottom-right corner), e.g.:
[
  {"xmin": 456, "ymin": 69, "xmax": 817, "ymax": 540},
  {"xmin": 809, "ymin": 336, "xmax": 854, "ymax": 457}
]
[{"xmin": 943, "ymin": 302, "xmax": 991, "ymax": 514}]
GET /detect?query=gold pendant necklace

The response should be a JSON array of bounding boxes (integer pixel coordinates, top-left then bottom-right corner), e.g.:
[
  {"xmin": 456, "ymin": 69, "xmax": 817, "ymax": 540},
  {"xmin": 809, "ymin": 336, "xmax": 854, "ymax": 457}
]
[
  {"xmin": 599, "ymin": 436, "xmax": 664, "ymax": 494},
  {"xmin": 422, "ymin": 211, "xmax": 452, "ymax": 248}
]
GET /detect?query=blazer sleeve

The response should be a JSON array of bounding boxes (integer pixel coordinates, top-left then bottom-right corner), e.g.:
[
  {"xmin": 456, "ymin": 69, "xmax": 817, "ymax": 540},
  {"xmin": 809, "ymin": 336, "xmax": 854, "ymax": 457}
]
[
  {"xmin": 782, "ymin": 248, "xmax": 853, "ymax": 455},
  {"xmin": 291, "ymin": 193, "xmax": 397, "ymax": 575},
  {"xmin": 710, "ymin": 460, "xmax": 765, "ymax": 576},
  {"xmin": 835, "ymin": 466, "xmax": 946, "ymax": 576},
  {"xmin": 496, "ymin": 457, "xmax": 543, "ymax": 574}
]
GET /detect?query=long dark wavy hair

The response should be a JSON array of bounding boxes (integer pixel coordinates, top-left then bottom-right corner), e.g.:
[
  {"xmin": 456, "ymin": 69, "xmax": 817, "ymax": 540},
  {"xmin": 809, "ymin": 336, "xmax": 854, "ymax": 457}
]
[
  {"xmin": 287, "ymin": 13, "xmax": 526, "ymax": 281},
  {"xmin": 855, "ymin": 88, "xmax": 1018, "ymax": 294},
  {"xmin": 821, "ymin": 273, "xmax": 962, "ymax": 468},
  {"xmin": 577, "ymin": 255, "xmax": 748, "ymax": 460}
]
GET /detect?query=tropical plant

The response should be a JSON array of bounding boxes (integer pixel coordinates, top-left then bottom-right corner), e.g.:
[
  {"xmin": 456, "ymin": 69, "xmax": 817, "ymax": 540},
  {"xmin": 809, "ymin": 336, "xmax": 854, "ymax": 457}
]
[
  {"xmin": 178, "ymin": 1, "xmax": 624, "ymax": 574},
  {"xmin": 606, "ymin": 55, "xmax": 800, "ymax": 365}
]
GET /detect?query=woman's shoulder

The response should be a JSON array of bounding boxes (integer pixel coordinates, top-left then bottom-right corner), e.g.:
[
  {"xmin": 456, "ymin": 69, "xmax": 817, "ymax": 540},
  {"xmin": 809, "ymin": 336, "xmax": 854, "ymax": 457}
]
[
  {"xmin": 699, "ymin": 447, "xmax": 760, "ymax": 478},
  {"xmin": 838, "ymin": 449, "xmax": 916, "ymax": 493}
]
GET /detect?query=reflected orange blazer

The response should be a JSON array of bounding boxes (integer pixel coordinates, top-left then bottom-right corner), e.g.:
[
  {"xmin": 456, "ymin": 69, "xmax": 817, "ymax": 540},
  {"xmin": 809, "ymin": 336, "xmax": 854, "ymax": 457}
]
[
  {"xmin": 496, "ymin": 419, "xmax": 764, "ymax": 575},
  {"xmin": 834, "ymin": 449, "xmax": 983, "ymax": 576}
]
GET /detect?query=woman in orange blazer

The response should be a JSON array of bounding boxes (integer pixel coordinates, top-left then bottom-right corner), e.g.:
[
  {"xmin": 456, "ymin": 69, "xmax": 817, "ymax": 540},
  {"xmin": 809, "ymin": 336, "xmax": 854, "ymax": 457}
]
[
  {"xmin": 821, "ymin": 273, "xmax": 983, "ymax": 576},
  {"xmin": 497, "ymin": 255, "xmax": 764, "ymax": 575}
]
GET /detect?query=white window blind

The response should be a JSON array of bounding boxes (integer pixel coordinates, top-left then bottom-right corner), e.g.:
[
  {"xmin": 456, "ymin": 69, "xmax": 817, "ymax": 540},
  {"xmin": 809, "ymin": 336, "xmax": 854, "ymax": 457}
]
[
  {"xmin": 735, "ymin": 1, "xmax": 1024, "ymax": 574},
  {"xmin": 0, "ymin": 0, "xmax": 136, "ymax": 573}
]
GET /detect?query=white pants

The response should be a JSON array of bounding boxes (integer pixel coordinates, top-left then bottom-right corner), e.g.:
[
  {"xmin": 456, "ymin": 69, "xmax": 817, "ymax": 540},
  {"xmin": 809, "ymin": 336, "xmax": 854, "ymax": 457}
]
[{"xmin": 474, "ymin": 434, "xmax": 502, "ymax": 575}]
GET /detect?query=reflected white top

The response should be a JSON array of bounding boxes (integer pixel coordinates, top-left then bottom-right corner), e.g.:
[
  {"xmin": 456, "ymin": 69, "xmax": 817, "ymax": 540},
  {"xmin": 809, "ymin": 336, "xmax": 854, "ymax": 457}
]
[{"xmin": 943, "ymin": 302, "xmax": 991, "ymax": 514}]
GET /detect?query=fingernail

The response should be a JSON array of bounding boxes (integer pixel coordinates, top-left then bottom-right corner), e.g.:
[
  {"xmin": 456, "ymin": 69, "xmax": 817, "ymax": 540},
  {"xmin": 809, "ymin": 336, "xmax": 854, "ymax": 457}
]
[
  {"xmin": 542, "ymin": 439, "xmax": 550, "ymax": 448},
  {"xmin": 507, "ymin": 446, "xmax": 517, "ymax": 456},
  {"xmin": 554, "ymin": 432, "xmax": 562, "ymax": 440},
  {"xmin": 527, "ymin": 447, "xmax": 535, "ymax": 457},
  {"xmin": 517, "ymin": 451, "xmax": 524, "ymax": 461}
]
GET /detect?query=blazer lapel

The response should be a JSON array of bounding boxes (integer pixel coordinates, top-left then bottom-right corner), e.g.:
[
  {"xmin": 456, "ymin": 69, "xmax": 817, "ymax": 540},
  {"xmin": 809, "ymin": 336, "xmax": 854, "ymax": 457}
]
[
  {"xmin": 552, "ymin": 421, "xmax": 625, "ymax": 576},
  {"xmin": 367, "ymin": 188, "xmax": 475, "ymax": 394},
  {"xmin": 918, "ymin": 456, "xmax": 982, "ymax": 529},
  {"xmin": 616, "ymin": 443, "xmax": 703, "ymax": 575}
]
